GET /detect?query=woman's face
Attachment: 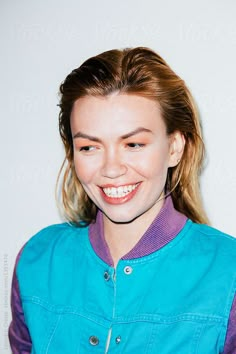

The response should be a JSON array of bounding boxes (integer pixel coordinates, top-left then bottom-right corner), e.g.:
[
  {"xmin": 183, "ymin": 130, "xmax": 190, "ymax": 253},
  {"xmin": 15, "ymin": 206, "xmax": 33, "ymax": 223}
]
[{"xmin": 70, "ymin": 94, "xmax": 184, "ymax": 225}]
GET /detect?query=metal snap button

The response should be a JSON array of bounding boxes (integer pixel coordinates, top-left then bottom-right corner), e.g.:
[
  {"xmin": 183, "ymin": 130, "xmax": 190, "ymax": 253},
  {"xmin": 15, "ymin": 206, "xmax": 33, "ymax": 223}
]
[
  {"xmin": 124, "ymin": 266, "xmax": 133, "ymax": 275},
  {"xmin": 115, "ymin": 335, "xmax": 121, "ymax": 344},
  {"xmin": 89, "ymin": 335, "xmax": 99, "ymax": 346},
  {"xmin": 104, "ymin": 271, "xmax": 110, "ymax": 281}
]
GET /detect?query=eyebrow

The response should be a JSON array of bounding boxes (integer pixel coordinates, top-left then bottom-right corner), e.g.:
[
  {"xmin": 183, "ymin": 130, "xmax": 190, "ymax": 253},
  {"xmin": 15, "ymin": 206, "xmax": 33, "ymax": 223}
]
[{"xmin": 72, "ymin": 127, "xmax": 153, "ymax": 141}]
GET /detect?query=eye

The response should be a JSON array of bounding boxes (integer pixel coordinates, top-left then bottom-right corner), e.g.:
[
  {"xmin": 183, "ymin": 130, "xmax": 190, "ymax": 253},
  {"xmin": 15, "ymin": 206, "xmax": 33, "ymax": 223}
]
[
  {"xmin": 79, "ymin": 145, "xmax": 96, "ymax": 152},
  {"xmin": 127, "ymin": 143, "xmax": 145, "ymax": 150}
]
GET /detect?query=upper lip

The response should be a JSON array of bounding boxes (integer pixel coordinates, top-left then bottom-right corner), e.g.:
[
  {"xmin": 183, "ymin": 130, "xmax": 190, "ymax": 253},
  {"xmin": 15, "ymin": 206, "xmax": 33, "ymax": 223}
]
[{"xmin": 100, "ymin": 182, "xmax": 140, "ymax": 188}]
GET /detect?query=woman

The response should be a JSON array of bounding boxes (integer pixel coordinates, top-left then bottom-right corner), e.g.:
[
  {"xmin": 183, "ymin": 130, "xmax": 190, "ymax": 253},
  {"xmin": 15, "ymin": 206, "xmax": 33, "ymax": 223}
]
[{"xmin": 9, "ymin": 47, "xmax": 236, "ymax": 353}]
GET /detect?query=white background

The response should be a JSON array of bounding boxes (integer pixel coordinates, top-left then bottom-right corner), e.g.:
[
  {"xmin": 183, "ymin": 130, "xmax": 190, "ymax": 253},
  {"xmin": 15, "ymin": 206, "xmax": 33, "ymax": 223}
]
[{"xmin": 1, "ymin": 0, "xmax": 236, "ymax": 352}]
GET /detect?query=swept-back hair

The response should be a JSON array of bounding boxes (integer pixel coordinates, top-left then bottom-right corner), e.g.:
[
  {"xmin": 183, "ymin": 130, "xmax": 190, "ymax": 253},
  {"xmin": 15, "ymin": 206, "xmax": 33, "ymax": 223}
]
[{"xmin": 58, "ymin": 47, "xmax": 209, "ymax": 225}]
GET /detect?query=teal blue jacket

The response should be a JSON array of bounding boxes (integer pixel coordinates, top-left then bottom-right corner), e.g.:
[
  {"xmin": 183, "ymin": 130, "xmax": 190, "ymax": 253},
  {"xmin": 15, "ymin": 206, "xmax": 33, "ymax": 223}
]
[{"xmin": 16, "ymin": 220, "xmax": 236, "ymax": 353}]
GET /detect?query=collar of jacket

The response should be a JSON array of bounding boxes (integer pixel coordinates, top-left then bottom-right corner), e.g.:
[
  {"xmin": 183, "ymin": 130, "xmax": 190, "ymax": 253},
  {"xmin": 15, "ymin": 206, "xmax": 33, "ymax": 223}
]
[{"xmin": 89, "ymin": 196, "xmax": 187, "ymax": 266}]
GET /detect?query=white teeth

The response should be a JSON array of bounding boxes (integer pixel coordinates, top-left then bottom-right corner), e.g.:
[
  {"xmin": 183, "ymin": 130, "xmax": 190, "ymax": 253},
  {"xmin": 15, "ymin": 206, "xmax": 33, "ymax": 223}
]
[{"xmin": 103, "ymin": 184, "xmax": 138, "ymax": 198}]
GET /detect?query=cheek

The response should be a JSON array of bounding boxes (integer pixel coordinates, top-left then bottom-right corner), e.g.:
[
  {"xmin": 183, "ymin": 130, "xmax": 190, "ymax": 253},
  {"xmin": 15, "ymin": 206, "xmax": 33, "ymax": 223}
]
[
  {"xmin": 133, "ymin": 149, "xmax": 170, "ymax": 179},
  {"xmin": 74, "ymin": 156, "xmax": 101, "ymax": 184},
  {"xmin": 74, "ymin": 158, "xmax": 91, "ymax": 184}
]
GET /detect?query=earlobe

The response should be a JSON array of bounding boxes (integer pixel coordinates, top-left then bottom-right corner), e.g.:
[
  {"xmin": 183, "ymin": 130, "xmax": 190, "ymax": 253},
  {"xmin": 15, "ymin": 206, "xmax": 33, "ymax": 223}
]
[{"xmin": 168, "ymin": 132, "xmax": 185, "ymax": 167}]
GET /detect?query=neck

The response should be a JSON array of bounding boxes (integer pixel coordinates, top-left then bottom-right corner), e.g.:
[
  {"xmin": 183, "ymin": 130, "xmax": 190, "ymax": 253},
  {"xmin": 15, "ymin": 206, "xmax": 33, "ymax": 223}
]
[{"xmin": 103, "ymin": 200, "xmax": 164, "ymax": 267}]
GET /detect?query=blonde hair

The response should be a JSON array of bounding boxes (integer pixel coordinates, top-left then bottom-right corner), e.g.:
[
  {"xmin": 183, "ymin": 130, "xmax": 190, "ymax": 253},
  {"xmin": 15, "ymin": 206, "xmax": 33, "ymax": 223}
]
[{"xmin": 58, "ymin": 47, "xmax": 209, "ymax": 225}]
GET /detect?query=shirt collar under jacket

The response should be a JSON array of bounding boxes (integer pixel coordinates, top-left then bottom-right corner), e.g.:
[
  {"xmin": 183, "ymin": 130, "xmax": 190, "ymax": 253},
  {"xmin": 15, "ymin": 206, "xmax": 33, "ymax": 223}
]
[{"xmin": 89, "ymin": 196, "xmax": 187, "ymax": 267}]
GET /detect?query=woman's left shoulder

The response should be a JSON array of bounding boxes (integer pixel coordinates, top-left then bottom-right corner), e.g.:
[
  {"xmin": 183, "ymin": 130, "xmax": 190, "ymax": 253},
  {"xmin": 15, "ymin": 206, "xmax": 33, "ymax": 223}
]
[
  {"xmin": 188, "ymin": 220, "xmax": 236, "ymax": 249},
  {"xmin": 193, "ymin": 222, "xmax": 235, "ymax": 238}
]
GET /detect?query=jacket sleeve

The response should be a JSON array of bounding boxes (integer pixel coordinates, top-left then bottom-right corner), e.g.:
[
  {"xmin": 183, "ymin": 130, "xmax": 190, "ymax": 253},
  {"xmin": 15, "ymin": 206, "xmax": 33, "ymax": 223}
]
[
  {"xmin": 8, "ymin": 250, "xmax": 32, "ymax": 354},
  {"xmin": 223, "ymin": 294, "xmax": 236, "ymax": 353}
]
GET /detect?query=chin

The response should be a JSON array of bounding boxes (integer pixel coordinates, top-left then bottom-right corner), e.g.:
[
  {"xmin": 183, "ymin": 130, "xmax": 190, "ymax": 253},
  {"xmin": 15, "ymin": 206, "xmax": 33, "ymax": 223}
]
[{"xmin": 103, "ymin": 210, "xmax": 143, "ymax": 225}]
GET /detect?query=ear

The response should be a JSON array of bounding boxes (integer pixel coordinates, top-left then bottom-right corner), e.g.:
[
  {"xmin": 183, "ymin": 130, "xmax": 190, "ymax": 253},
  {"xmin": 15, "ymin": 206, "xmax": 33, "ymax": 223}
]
[{"xmin": 168, "ymin": 131, "xmax": 185, "ymax": 168}]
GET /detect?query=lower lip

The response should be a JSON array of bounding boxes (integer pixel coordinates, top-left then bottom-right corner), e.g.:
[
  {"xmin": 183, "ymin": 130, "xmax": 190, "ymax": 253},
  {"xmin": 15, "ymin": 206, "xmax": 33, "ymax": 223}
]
[{"xmin": 100, "ymin": 184, "xmax": 141, "ymax": 205}]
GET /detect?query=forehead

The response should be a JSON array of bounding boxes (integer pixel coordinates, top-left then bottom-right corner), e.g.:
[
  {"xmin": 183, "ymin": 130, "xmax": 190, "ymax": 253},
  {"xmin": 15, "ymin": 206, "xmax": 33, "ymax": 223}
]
[{"xmin": 70, "ymin": 94, "xmax": 165, "ymax": 133}]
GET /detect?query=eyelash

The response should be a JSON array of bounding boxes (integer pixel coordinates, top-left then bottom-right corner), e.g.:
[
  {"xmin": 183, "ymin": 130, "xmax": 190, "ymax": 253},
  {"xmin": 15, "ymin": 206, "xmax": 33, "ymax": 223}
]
[
  {"xmin": 79, "ymin": 146, "xmax": 96, "ymax": 152},
  {"xmin": 127, "ymin": 143, "xmax": 145, "ymax": 149},
  {"xmin": 78, "ymin": 143, "xmax": 145, "ymax": 153}
]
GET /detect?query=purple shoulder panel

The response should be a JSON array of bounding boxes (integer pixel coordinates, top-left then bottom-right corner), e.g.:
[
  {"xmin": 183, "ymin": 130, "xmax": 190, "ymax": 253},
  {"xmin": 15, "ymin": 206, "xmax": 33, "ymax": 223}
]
[
  {"xmin": 223, "ymin": 295, "xmax": 236, "ymax": 353},
  {"xmin": 8, "ymin": 248, "xmax": 32, "ymax": 353}
]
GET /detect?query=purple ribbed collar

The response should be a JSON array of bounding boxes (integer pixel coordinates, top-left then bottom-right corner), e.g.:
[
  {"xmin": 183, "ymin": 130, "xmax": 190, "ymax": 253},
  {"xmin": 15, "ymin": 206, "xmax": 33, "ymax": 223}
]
[{"xmin": 89, "ymin": 196, "xmax": 187, "ymax": 266}]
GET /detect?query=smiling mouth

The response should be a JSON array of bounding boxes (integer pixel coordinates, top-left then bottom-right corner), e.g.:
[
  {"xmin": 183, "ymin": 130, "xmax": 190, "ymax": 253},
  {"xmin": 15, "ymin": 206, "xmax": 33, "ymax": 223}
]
[{"xmin": 102, "ymin": 183, "xmax": 139, "ymax": 198}]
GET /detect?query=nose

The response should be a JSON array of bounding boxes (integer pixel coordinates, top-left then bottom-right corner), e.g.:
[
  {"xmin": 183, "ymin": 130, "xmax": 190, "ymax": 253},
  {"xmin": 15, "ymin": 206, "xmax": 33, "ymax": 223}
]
[{"xmin": 101, "ymin": 150, "xmax": 127, "ymax": 179}]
